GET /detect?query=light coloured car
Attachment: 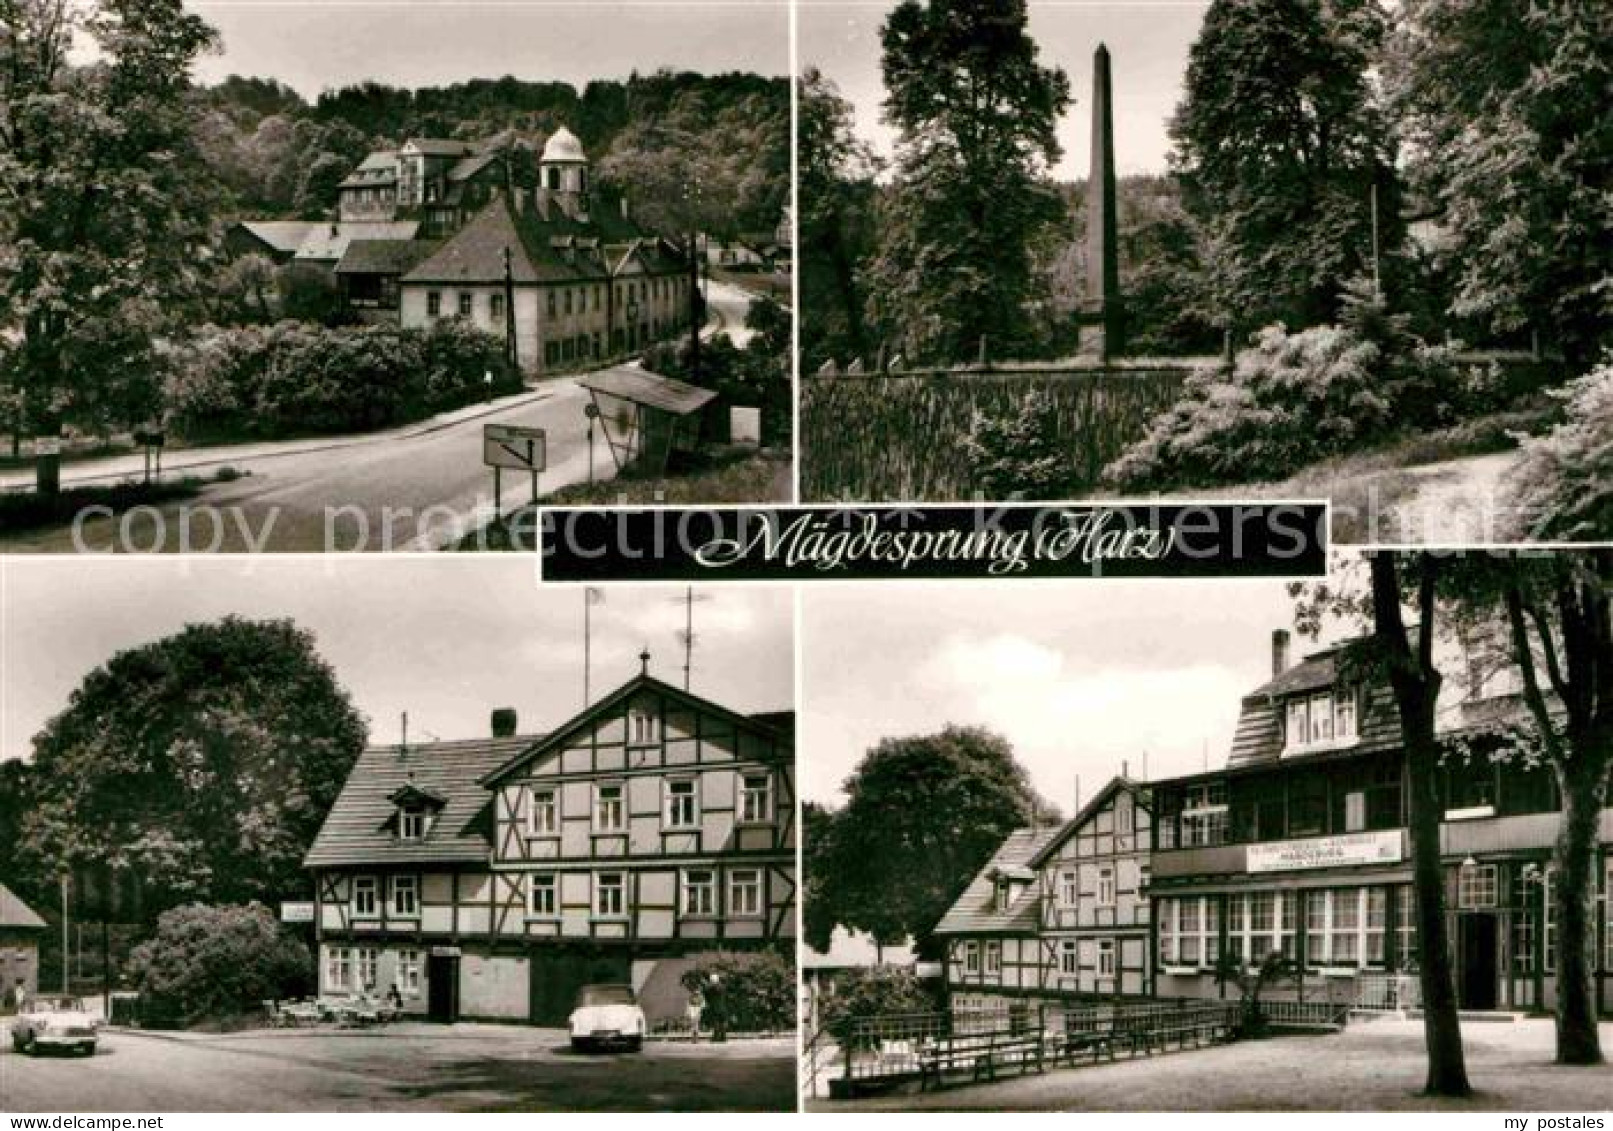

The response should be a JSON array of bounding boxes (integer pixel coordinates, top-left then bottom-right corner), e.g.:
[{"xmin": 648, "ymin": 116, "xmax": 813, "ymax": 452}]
[
  {"xmin": 568, "ymin": 983, "xmax": 645, "ymax": 1053},
  {"xmin": 11, "ymin": 995, "xmax": 100, "ymax": 1056}
]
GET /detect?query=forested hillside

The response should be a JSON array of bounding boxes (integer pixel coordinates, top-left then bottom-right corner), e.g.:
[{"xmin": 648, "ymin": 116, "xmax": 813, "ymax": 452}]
[{"xmin": 192, "ymin": 70, "xmax": 789, "ymax": 237}]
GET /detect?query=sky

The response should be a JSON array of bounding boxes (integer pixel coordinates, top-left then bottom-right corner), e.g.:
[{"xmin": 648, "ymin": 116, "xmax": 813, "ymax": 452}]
[
  {"xmin": 800, "ymin": 0, "xmax": 1209, "ymax": 179},
  {"xmin": 800, "ymin": 579, "xmax": 1354, "ymax": 809},
  {"xmin": 0, "ymin": 558, "xmax": 793, "ymax": 762},
  {"xmin": 181, "ymin": 0, "xmax": 791, "ymax": 96}
]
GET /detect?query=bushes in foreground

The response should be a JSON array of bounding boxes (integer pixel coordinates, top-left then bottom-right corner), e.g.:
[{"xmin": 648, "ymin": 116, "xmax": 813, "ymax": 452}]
[
  {"xmin": 165, "ymin": 319, "xmax": 518, "ymax": 441},
  {"xmin": 1103, "ymin": 314, "xmax": 1509, "ymax": 492},
  {"xmin": 125, "ymin": 903, "xmax": 313, "ymax": 1028},
  {"xmin": 1504, "ymin": 358, "xmax": 1613, "ymax": 540},
  {"xmin": 817, "ymin": 966, "xmax": 938, "ymax": 1048},
  {"xmin": 678, "ymin": 949, "xmax": 795, "ymax": 1034}
]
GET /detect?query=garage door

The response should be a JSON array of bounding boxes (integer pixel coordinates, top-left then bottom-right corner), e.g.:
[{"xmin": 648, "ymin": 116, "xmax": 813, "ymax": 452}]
[{"xmin": 528, "ymin": 949, "xmax": 633, "ymax": 1027}]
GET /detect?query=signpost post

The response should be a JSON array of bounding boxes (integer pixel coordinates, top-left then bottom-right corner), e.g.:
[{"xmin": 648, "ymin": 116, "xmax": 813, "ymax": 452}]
[
  {"xmin": 584, "ymin": 402, "xmax": 599, "ymax": 484},
  {"xmin": 482, "ymin": 423, "xmax": 546, "ymax": 513},
  {"xmin": 134, "ymin": 430, "xmax": 165, "ymax": 485}
]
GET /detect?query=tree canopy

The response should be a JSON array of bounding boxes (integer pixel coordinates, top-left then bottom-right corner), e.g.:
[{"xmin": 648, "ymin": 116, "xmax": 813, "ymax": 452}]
[
  {"xmin": 16, "ymin": 617, "xmax": 369, "ymax": 915},
  {"xmin": 866, "ymin": 0, "xmax": 1071, "ymax": 364},
  {"xmin": 807, "ymin": 724, "xmax": 1050, "ymax": 956}
]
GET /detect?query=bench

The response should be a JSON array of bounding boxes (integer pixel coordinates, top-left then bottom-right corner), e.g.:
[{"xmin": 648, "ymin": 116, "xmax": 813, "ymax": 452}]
[{"xmin": 917, "ymin": 1030, "xmax": 1045, "ymax": 1091}]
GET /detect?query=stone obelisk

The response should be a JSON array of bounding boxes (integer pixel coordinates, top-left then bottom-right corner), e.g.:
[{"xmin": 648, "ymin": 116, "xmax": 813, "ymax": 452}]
[{"xmin": 1082, "ymin": 43, "xmax": 1122, "ymax": 361}]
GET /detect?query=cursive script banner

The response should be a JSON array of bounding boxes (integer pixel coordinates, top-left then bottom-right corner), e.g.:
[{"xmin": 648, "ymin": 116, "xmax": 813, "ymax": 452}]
[{"xmin": 540, "ymin": 503, "xmax": 1327, "ymax": 582}]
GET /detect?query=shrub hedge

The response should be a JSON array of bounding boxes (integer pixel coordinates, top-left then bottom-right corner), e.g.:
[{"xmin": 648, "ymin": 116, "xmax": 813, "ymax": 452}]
[
  {"xmin": 678, "ymin": 949, "xmax": 795, "ymax": 1034},
  {"xmin": 165, "ymin": 319, "xmax": 519, "ymax": 441},
  {"xmin": 1504, "ymin": 358, "xmax": 1613, "ymax": 541},
  {"xmin": 125, "ymin": 902, "xmax": 313, "ymax": 1029}
]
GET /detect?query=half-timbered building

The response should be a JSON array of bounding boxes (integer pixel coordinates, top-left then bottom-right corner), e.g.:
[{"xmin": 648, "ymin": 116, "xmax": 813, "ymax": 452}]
[
  {"xmin": 303, "ymin": 664, "xmax": 794, "ymax": 1026},
  {"xmin": 936, "ymin": 777, "xmax": 1153, "ymax": 1010}
]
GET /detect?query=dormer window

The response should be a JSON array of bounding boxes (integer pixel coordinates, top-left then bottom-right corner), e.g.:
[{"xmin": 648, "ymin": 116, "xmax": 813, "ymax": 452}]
[
  {"xmin": 399, "ymin": 806, "xmax": 430, "ymax": 841},
  {"xmin": 1284, "ymin": 688, "xmax": 1359, "ymax": 754}
]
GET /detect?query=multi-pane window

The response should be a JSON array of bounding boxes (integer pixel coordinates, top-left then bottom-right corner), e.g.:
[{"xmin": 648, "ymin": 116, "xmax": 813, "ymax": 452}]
[
  {"xmin": 490, "ymin": 293, "xmax": 504, "ymax": 322},
  {"xmin": 1512, "ymin": 872, "xmax": 1537, "ymax": 975},
  {"xmin": 984, "ymin": 941, "xmax": 1001, "ymax": 976},
  {"xmin": 1285, "ymin": 690, "xmax": 1359, "ymax": 753},
  {"xmin": 1395, "ymin": 885, "xmax": 1417, "ymax": 967},
  {"xmin": 740, "ymin": 773, "xmax": 773, "ymax": 824},
  {"xmin": 546, "ymin": 290, "xmax": 557, "ymax": 317},
  {"xmin": 457, "ymin": 292, "xmax": 473, "ymax": 318},
  {"xmin": 529, "ymin": 873, "xmax": 557, "ymax": 917},
  {"xmin": 352, "ymin": 875, "xmax": 378, "ymax": 918},
  {"xmin": 1304, "ymin": 888, "xmax": 1388, "ymax": 968},
  {"xmin": 1059, "ymin": 940, "xmax": 1078, "ymax": 975},
  {"xmin": 529, "ymin": 788, "xmax": 558, "ymax": 836},
  {"xmin": 1159, "ymin": 896, "xmax": 1218, "ymax": 968},
  {"xmin": 398, "ymin": 949, "xmax": 421, "ymax": 995},
  {"xmin": 1059, "ymin": 869, "xmax": 1079, "ymax": 908},
  {"xmin": 1458, "ymin": 863, "xmax": 1498, "ymax": 909},
  {"xmin": 1543, "ymin": 868, "xmax": 1558, "ymax": 974},
  {"xmin": 963, "ymin": 941, "xmax": 980, "ymax": 975},
  {"xmin": 595, "ymin": 872, "xmax": 626, "ymax": 918},
  {"xmin": 1227, "ymin": 891, "xmax": 1297, "ymax": 963},
  {"xmin": 729, "ymin": 868, "xmax": 762, "ymax": 917},
  {"xmin": 427, "ymin": 291, "xmax": 441, "ymax": 317},
  {"xmin": 1181, "ymin": 783, "xmax": 1228, "ymax": 847},
  {"xmin": 1605, "ymin": 859, "xmax": 1613, "ymax": 973},
  {"xmin": 683, "ymin": 869, "xmax": 716, "ymax": 916},
  {"xmin": 1097, "ymin": 866, "xmax": 1116, "ymax": 907},
  {"xmin": 356, "ymin": 946, "xmax": 379, "ymax": 990},
  {"xmin": 1365, "ymin": 888, "xmax": 1387, "ymax": 964},
  {"xmin": 1097, "ymin": 939, "xmax": 1116, "ymax": 978},
  {"xmin": 595, "ymin": 783, "xmax": 625, "ymax": 832},
  {"xmin": 326, "ymin": 946, "xmax": 351, "ymax": 991},
  {"xmin": 665, "ymin": 780, "xmax": 698, "ymax": 829},
  {"xmin": 390, "ymin": 875, "xmax": 418, "ymax": 917},
  {"xmin": 399, "ymin": 807, "xmax": 429, "ymax": 841},
  {"xmin": 629, "ymin": 709, "xmax": 658, "ymax": 746}
]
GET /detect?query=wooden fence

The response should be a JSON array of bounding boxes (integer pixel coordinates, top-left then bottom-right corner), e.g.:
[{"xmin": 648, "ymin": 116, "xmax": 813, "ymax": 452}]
[{"xmin": 799, "ymin": 365, "xmax": 1192, "ymax": 501}]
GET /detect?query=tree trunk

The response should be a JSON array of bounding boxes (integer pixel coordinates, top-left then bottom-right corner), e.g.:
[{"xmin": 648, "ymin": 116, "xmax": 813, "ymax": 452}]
[
  {"xmin": 1370, "ymin": 552, "xmax": 1472, "ymax": 1097},
  {"xmin": 1406, "ymin": 728, "xmax": 1472, "ymax": 1096},
  {"xmin": 1551, "ymin": 752, "xmax": 1608, "ymax": 1065}
]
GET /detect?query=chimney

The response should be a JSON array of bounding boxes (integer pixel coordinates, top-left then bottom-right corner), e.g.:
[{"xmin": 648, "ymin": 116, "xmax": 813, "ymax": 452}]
[
  {"xmin": 491, "ymin": 708, "xmax": 518, "ymax": 738},
  {"xmin": 1271, "ymin": 629, "xmax": 1291, "ymax": 678}
]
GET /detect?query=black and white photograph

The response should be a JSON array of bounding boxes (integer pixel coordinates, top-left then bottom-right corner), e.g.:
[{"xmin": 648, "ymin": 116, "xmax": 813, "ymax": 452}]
[
  {"xmin": 800, "ymin": 554, "xmax": 1613, "ymax": 1110},
  {"xmin": 0, "ymin": 559, "xmax": 797, "ymax": 1111},
  {"xmin": 0, "ymin": 0, "xmax": 792, "ymax": 553},
  {"xmin": 797, "ymin": 0, "xmax": 1611, "ymax": 542}
]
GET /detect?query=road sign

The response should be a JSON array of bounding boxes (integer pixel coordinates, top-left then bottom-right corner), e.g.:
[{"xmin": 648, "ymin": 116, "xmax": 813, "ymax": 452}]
[
  {"xmin": 483, "ymin": 423, "xmax": 546, "ymax": 472},
  {"xmin": 134, "ymin": 429, "xmax": 165, "ymax": 448},
  {"xmin": 33, "ymin": 437, "xmax": 61, "ymax": 458},
  {"xmin": 279, "ymin": 901, "xmax": 315, "ymax": 923}
]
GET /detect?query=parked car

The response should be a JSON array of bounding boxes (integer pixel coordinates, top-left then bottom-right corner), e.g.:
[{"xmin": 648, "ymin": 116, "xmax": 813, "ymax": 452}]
[
  {"xmin": 11, "ymin": 995, "xmax": 100, "ymax": 1056},
  {"xmin": 568, "ymin": 983, "xmax": 645, "ymax": 1053}
]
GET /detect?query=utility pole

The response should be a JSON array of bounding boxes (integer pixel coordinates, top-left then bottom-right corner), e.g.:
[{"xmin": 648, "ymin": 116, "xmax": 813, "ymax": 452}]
[
  {"xmin": 60, "ymin": 874, "xmax": 69, "ymax": 995},
  {"xmin": 585, "ymin": 587, "xmax": 604, "ymax": 706},
  {"xmin": 502, "ymin": 246, "xmax": 518, "ymax": 371},
  {"xmin": 687, "ymin": 176, "xmax": 703, "ymax": 381},
  {"xmin": 674, "ymin": 587, "xmax": 710, "ymax": 692}
]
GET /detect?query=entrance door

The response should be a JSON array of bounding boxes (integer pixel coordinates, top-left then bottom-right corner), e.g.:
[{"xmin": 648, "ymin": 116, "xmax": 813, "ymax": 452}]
[
  {"xmin": 426, "ymin": 954, "xmax": 460, "ymax": 1023},
  {"xmin": 1458, "ymin": 913, "xmax": 1498, "ymax": 1010},
  {"xmin": 528, "ymin": 949, "xmax": 633, "ymax": 1027}
]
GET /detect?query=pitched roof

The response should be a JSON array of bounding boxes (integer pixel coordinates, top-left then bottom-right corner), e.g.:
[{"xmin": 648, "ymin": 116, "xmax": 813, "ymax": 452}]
[
  {"xmin": 1027, "ymin": 776, "xmax": 1146, "ymax": 869},
  {"xmin": 933, "ymin": 827, "xmax": 1058, "ymax": 936},
  {"xmin": 339, "ymin": 150, "xmax": 399, "ymax": 188},
  {"xmin": 447, "ymin": 151, "xmax": 501, "ymax": 183},
  {"xmin": 401, "ymin": 196, "xmax": 679, "ymax": 286},
  {"xmin": 480, "ymin": 671, "xmax": 791, "ymax": 787},
  {"xmin": 235, "ymin": 220, "xmax": 320, "ymax": 256},
  {"xmin": 303, "ymin": 736, "xmax": 537, "ymax": 868},
  {"xmin": 295, "ymin": 221, "xmax": 421, "ymax": 263},
  {"xmin": 405, "ymin": 137, "xmax": 477, "ymax": 157},
  {"xmin": 334, "ymin": 238, "xmax": 439, "ymax": 277},
  {"xmin": 579, "ymin": 366, "xmax": 718, "ymax": 417},
  {"xmin": 0, "ymin": 883, "xmax": 46, "ymax": 930},
  {"xmin": 1226, "ymin": 644, "xmax": 1404, "ymax": 768}
]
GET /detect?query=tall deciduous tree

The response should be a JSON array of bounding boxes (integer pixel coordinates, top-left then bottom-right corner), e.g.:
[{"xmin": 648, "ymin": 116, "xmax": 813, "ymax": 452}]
[
  {"xmin": 811, "ymin": 725, "xmax": 1046, "ymax": 956},
  {"xmin": 868, "ymin": 0, "xmax": 1070, "ymax": 364},
  {"xmin": 0, "ymin": 0, "xmax": 219, "ymax": 490},
  {"xmin": 1385, "ymin": 0, "xmax": 1612, "ymax": 366},
  {"xmin": 17, "ymin": 618, "xmax": 368, "ymax": 914},
  {"xmin": 798, "ymin": 67, "xmax": 880, "ymax": 371},
  {"xmin": 1170, "ymin": 0, "xmax": 1396, "ymax": 340}
]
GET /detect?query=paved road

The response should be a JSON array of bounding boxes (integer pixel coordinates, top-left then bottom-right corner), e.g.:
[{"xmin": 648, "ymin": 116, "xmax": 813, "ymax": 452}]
[
  {"xmin": 2, "ymin": 1026, "xmax": 796, "ymax": 1112},
  {"xmin": 0, "ymin": 281, "xmax": 763, "ymax": 552}
]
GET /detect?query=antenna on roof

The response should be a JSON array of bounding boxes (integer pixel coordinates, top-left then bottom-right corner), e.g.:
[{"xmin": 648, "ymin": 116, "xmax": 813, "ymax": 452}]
[
  {"xmin": 672, "ymin": 587, "xmax": 711, "ymax": 692},
  {"xmin": 1073, "ymin": 774, "xmax": 1080, "ymax": 816},
  {"xmin": 401, "ymin": 711, "xmax": 408, "ymax": 753}
]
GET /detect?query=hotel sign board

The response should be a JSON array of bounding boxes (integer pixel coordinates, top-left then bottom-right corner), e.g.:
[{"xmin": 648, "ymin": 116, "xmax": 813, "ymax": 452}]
[{"xmin": 1247, "ymin": 830, "xmax": 1402, "ymax": 874}]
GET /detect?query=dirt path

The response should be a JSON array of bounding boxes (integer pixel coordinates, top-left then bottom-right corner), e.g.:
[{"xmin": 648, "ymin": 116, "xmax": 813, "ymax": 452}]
[{"xmin": 1362, "ymin": 449, "xmax": 1524, "ymax": 543}]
